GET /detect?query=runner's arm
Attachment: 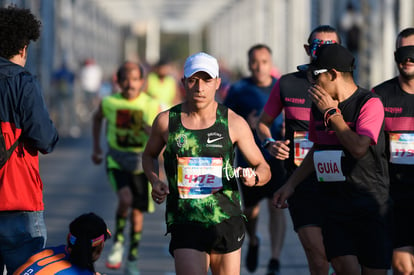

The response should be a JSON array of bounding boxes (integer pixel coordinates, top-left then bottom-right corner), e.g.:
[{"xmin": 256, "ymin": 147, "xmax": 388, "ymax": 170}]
[
  {"xmin": 142, "ymin": 111, "xmax": 170, "ymax": 203},
  {"xmin": 91, "ymin": 101, "xmax": 104, "ymax": 164},
  {"xmin": 273, "ymin": 146, "xmax": 316, "ymax": 208},
  {"xmin": 229, "ymin": 110, "xmax": 271, "ymax": 186},
  {"xmin": 330, "ymin": 98, "xmax": 383, "ymax": 159},
  {"xmin": 257, "ymin": 111, "xmax": 290, "ymax": 160}
]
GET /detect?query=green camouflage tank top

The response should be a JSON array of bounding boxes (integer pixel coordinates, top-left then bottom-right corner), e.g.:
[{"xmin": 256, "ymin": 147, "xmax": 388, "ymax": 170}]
[{"xmin": 163, "ymin": 104, "xmax": 243, "ymax": 230}]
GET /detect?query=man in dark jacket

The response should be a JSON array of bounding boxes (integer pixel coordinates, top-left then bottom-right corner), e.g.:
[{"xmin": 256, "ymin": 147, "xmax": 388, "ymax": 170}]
[{"xmin": 0, "ymin": 6, "xmax": 59, "ymax": 274}]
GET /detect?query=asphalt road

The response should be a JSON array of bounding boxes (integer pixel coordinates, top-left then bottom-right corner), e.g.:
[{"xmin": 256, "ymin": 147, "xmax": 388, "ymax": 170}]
[{"xmin": 39, "ymin": 136, "xmax": 310, "ymax": 275}]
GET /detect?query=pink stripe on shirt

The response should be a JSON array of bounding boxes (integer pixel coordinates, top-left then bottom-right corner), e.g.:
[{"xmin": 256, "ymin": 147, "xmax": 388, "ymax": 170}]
[
  {"xmin": 384, "ymin": 117, "xmax": 414, "ymax": 131},
  {"xmin": 285, "ymin": 106, "xmax": 311, "ymax": 121}
]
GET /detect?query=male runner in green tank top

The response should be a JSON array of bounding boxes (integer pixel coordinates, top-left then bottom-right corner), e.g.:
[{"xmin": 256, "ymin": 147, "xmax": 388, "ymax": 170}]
[{"xmin": 143, "ymin": 52, "xmax": 271, "ymax": 275}]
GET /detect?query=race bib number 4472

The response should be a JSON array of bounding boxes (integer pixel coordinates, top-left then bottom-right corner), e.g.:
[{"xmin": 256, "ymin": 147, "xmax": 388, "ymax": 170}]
[{"xmin": 177, "ymin": 157, "xmax": 223, "ymax": 199}]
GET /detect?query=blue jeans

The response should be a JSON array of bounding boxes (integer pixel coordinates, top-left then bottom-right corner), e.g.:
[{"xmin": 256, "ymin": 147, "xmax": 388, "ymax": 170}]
[{"xmin": 0, "ymin": 211, "xmax": 46, "ymax": 274}]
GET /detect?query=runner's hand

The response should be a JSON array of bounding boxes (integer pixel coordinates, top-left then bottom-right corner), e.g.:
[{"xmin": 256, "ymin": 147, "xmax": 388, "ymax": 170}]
[
  {"xmin": 151, "ymin": 180, "xmax": 169, "ymax": 204},
  {"xmin": 91, "ymin": 150, "xmax": 103, "ymax": 164},
  {"xmin": 308, "ymin": 84, "xmax": 338, "ymax": 113},
  {"xmin": 273, "ymin": 183, "xmax": 294, "ymax": 209},
  {"xmin": 267, "ymin": 140, "xmax": 290, "ymax": 160},
  {"xmin": 236, "ymin": 167, "xmax": 257, "ymax": 187}
]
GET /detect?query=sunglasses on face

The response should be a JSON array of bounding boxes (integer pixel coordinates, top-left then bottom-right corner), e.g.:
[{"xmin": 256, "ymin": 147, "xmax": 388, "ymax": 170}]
[{"xmin": 309, "ymin": 68, "xmax": 328, "ymax": 81}]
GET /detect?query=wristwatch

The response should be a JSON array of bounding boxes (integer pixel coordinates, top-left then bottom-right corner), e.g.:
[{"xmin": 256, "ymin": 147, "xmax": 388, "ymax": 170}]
[
  {"xmin": 261, "ymin": 137, "xmax": 275, "ymax": 149},
  {"xmin": 323, "ymin": 107, "xmax": 341, "ymax": 128}
]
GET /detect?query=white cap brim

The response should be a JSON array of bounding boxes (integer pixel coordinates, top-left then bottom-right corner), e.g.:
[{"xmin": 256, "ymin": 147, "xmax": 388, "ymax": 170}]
[{"xmin": 184, "ymin": 52, "xmax": 219, "ymax": 78}]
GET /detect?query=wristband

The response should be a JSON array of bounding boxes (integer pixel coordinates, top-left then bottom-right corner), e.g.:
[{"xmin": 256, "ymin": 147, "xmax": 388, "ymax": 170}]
[
  {"xmin": 323, "ymin": 107, "xmax": 341, "ymax": 128},
  {"xmin": 261, "ymin": 137, "xmax": 275, "ymax": 149}
]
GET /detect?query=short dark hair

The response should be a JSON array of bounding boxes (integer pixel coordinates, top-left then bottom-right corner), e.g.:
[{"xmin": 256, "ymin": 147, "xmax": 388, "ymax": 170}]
[
  {"xmin": 0, "ymin": 5, "xmax": 41, "ymax": 59},
  {"xmin": 307, "ymin": 25, "xmax": 341, "ymax": 44},
  {"xmin": 248, "ymin": 44, "xmax": 272, "ymax": 60},
  {"xmin": 396, "ymin": 27, "xmax": 414, "ymax": 48},
  {"xmin": 116, "ymin": 61, "xmax": 145, "ymax": 82}
]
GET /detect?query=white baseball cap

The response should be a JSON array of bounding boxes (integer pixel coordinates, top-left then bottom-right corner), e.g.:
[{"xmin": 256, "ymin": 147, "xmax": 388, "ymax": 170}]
[{"xmin": 184, "ymin": 52, "xmax": 219, "ymax": 78}]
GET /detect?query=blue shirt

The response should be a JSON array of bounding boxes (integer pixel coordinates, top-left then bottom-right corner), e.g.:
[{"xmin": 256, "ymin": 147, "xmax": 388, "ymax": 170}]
[{"xmin": 224, "ymin": 77, "xmax": 283, "ymax": 164}]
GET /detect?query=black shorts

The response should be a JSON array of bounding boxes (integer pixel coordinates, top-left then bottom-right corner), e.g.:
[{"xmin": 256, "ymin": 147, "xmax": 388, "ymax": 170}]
[
  {"xmin": 240, "ymin": 158, "xmax": 286, "ymax": 208},
  {"xmin": 107, "ymin": 169, "xmax": 151, "ymax": 211},
  {"xmin": 392, "ymin": 199, "xmax": 414, "ymax": 248},
  {"xmin": 287, "ymin": 176, "xmax": 323, "ymax": 232},
  {"xmin": 169, "ymin": 216, "xmax": 246, "ymax": 256},
  {"xmin": 322, "ymin": 204, "xmax": 393, "ymax": 269}
]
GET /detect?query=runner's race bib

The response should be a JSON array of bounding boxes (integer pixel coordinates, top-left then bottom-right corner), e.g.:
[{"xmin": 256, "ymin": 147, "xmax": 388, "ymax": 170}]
[
  {"xmin": 389, "ymin": 133, "xmax": 414, "ymax": 165},
  {"xmin": 293, "ymin": 131, "xmax": 313, "ymax": 166},
  {"xmin": 177, "ymin": 157, "xmax": 223, "ymax": 199},
  {"xmin": 313, "ymin": 150, "xmax": 345, "ymax": 182}
]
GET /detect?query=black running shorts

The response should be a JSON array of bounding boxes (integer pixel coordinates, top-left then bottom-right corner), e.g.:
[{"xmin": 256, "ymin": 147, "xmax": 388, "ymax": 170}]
[
  {"xmin": 392, "ymin": 199, "xmax": 414, "ymax": 249},
  {"xmin": 169, "ymin": 216, "xmax": 246, "ymax": 256},
  {"xmin": 287, "ymin": 176, "xmax": 324, "ymax": 232},
  {"xmin": 107, "ymin": 168, "xmax": 150, "ymax": 211},
  {"xmin": 240, "ymin": 158, "xmax": 286, "ymax": 208},
  {"xmin": 322, "ymin": 203, "xmax": 393, "ymax": 269}
]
